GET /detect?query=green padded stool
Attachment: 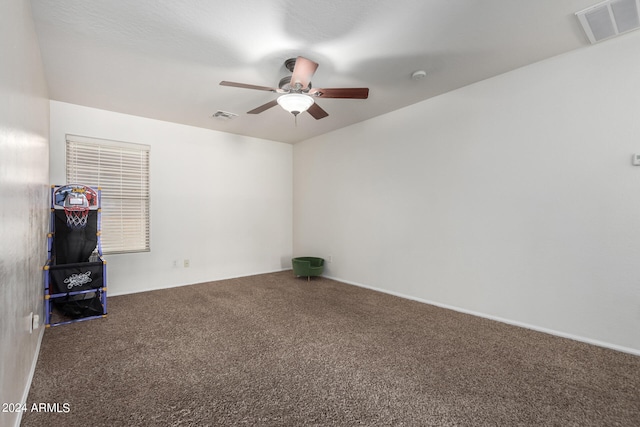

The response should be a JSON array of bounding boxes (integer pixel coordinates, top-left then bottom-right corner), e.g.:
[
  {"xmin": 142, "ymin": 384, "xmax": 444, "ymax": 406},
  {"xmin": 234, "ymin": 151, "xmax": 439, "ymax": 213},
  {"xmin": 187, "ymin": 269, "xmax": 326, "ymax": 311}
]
[{"xmin": 292, "ymin": 257, "xmax": 325, "ymax": 281}]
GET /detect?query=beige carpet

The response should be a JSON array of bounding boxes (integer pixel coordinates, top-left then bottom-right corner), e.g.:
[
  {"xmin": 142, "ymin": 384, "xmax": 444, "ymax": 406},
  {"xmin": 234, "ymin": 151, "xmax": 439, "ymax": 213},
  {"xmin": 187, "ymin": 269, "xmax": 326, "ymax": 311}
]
[{"xmin": 22, "ymin": 271, "xmax": 640, "ymax": 426}]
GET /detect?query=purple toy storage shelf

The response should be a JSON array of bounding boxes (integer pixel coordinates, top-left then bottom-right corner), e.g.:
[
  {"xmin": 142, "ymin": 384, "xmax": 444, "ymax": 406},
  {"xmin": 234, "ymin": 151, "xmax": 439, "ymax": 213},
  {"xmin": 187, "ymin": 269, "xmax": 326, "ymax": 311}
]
[{"xmin": 43, "ymin": 184, "xmax": 107, "ymax": 327}]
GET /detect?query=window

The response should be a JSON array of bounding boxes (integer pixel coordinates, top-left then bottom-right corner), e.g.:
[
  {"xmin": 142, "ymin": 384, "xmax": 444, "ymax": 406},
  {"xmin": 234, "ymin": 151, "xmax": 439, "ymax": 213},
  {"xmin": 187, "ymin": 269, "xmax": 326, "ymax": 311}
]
[{"xmin": 66, "ymin": 135, "xmax": 150, "ymax": 254}]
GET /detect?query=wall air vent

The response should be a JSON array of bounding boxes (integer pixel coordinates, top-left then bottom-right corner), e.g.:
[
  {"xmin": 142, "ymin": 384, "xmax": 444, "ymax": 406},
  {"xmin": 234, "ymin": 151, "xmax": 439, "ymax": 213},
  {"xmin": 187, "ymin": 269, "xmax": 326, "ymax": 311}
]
[
  {"xmin": 576, "ymin": 0, "xmax": 640, "ymax": 43},
  {"xmin": 211, "ymin": 110, "xmax": 238, "ymax": 120}
]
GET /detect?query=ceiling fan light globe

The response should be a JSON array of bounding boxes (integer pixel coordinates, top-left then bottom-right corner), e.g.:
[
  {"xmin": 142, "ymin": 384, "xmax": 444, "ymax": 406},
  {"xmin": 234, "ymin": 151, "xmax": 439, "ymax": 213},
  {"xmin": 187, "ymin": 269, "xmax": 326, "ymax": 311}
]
[{"xmin": 277, "ymin": 93, "xmax": 314, "ymax": 115}]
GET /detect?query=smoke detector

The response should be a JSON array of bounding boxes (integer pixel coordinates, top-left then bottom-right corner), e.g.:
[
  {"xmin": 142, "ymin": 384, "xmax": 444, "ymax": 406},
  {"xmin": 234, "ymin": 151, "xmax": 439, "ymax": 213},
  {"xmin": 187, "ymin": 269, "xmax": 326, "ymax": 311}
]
[
  {"xmin": 411, "ymin": 70, "xmax": 427, "ymax": 80},
  {"xmin": 576, "ymin": 0, "xmax": 640, "ymax": 44},
  {"xmin": 211, "ymin": 110, "xmax": 238, "ymax": 120}
]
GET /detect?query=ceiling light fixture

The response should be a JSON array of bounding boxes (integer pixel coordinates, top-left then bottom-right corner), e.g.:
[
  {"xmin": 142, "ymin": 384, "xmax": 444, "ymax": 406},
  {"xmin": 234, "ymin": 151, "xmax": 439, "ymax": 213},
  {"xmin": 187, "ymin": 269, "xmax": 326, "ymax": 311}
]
[{"xmin": 277, "ymin": 93, "xmax": 314, "ymax": 116}]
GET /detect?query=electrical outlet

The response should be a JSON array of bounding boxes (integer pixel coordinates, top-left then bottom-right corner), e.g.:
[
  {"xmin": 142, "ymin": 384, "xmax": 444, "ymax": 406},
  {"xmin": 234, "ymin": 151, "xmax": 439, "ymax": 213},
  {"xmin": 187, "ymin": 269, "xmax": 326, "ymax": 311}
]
[
  {"xmin": 173, "ymin": 260, "xmax": 179, "ymax": 268},
  {"xmin": 183, "ymin": 259, "xmax": 190, "ymax": 268},
  {"xmin": 33, "ymin": 314, "xmax": 40, "ymax": 331}
]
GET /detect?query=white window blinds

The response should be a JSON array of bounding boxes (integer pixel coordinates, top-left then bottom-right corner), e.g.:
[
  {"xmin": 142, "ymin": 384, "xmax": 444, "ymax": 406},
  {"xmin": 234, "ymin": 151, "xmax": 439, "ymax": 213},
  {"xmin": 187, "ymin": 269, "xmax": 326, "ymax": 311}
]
[{"xmin": 66, "ymin": 135, "xmax": 150, "ymax": 254}]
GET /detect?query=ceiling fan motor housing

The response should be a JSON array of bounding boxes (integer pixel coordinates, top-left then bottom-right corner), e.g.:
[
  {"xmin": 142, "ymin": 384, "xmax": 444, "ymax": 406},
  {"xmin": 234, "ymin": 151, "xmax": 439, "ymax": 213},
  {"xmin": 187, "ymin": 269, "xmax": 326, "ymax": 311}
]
[{"xmin": 279, "ymin": 76, "xmax": 311, "ymax": 93}]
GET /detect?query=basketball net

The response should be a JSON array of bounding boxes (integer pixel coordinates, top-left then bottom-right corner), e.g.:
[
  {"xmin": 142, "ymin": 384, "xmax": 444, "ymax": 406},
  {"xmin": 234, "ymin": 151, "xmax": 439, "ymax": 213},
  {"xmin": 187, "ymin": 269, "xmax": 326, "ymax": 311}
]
[{"xmin": 64, "ymin": 207, "xmax": 89, "ymax": 230}]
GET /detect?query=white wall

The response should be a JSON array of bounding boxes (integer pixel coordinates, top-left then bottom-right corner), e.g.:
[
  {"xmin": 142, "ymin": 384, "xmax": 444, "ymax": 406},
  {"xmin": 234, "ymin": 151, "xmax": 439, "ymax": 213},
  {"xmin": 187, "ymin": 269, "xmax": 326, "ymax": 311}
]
[
  {"xmin": 0, "ymin": 1, "xmax": 50, "ymax": 426},
  {"xmin": 294, "ymin": 31, "xmax": 640, "ymax": 354},
  {"xmin": 50, "ymin": 101, "xmax": 292, "ymax": 295}
]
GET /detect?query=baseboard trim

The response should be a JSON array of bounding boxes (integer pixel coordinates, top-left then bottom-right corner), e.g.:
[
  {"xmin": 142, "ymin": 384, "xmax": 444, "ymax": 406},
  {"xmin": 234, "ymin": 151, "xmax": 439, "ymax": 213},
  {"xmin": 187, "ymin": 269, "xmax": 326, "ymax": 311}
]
[
  {"xmin": 15, "ymin": 326, "xmax": 45, "ymax": 427},
  {"xmin": 325, "ymin": 275, "xmax": 640, "ymax": 357},
  {"xmin": 107, "ymin": 268, "xmax": 291, "ymax": 297}
]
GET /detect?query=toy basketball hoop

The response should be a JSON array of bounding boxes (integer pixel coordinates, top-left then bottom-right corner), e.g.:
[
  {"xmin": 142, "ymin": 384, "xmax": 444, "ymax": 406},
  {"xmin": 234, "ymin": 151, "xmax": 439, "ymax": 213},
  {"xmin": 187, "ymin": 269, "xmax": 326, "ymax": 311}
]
[
  {"xmin": 64, "ymin": 206, "xmax": 90, "ymax": 229},
  {"xmin": 53, "ymin": 185, "xmax": 99, "ymax": 230}
]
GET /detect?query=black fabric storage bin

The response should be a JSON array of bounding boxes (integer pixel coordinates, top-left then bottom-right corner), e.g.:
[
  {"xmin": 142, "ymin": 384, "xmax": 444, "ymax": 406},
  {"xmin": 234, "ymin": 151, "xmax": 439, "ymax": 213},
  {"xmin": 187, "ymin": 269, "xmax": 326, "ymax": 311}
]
[
  {"xmin": 53, "ymin": 292, "xmax": 104, "ymax": 319},
  {"xmin": 49, "ymin": 261, "xmax": 104, "ymax": 294}
]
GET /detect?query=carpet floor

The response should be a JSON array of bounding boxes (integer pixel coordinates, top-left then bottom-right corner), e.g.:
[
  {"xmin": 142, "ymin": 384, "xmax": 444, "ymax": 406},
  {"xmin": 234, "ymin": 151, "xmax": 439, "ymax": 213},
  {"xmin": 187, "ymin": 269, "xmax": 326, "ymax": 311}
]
[{"xmin": 22, "ymin": 271, "xmax": 640, "ymax": 426}]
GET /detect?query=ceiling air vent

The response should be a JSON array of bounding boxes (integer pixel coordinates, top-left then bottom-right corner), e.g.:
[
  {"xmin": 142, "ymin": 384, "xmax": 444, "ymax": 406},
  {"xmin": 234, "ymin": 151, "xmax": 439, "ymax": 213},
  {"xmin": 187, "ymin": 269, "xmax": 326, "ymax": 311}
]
[
  {"xmin": 211, "ymin": 110, "xmax": 238, "ymax": 120},
  {"xmin": 576, "ymin": 0, "xmax": 640, "ymax": 43}
]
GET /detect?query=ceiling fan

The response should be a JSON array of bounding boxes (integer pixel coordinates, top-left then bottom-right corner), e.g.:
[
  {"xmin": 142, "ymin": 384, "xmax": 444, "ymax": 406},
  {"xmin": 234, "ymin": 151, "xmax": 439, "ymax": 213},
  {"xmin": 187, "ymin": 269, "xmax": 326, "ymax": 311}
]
[{"xmin": 220, "ymin": 56, "xmax": 369, "ymax": 120}]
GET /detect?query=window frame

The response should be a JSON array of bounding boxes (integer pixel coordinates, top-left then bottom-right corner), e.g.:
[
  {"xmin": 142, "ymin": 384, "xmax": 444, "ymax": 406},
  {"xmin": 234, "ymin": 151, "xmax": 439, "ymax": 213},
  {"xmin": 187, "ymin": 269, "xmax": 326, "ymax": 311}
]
[{"xmin": 65, "ymin": 134, "xmax": 150, "ymax": 254}]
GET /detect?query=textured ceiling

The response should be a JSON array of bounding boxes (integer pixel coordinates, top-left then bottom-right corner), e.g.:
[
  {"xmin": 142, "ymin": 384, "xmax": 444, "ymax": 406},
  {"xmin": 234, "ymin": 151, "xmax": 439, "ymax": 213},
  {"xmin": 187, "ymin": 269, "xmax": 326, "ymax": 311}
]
[{"xmin": 30, "ymin": 0, "xmax": 601, "ymax": 144}]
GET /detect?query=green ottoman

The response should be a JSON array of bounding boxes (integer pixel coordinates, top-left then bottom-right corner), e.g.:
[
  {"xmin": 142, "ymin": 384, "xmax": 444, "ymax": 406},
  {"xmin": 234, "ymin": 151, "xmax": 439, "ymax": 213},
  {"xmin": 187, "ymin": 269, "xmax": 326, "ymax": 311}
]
[{"xmin": 292, "ymin": 257, "xmax": 325, "ymax": 281}]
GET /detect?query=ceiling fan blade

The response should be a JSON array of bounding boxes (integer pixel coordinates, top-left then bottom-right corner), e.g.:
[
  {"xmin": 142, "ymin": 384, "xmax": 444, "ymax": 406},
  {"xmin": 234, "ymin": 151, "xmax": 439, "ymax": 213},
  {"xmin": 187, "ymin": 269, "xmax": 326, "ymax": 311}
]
[
  {"xmin": 220, "ymin": 81, "xmax": 277, "ymax": 92},
  {"xmin": 307, "ymin": 102, "xmax": 329, "ymax": 120},
  {"xmin": 290, "ymin": 56, "xmax": 318, "ymax": 90},
  {"xmin": 247, "ymin": 99, "xmax": 278, "ymax": 114},
  {"xmin": 309, "ymin": 87, "xmax": 369, "ymax": 99}
]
